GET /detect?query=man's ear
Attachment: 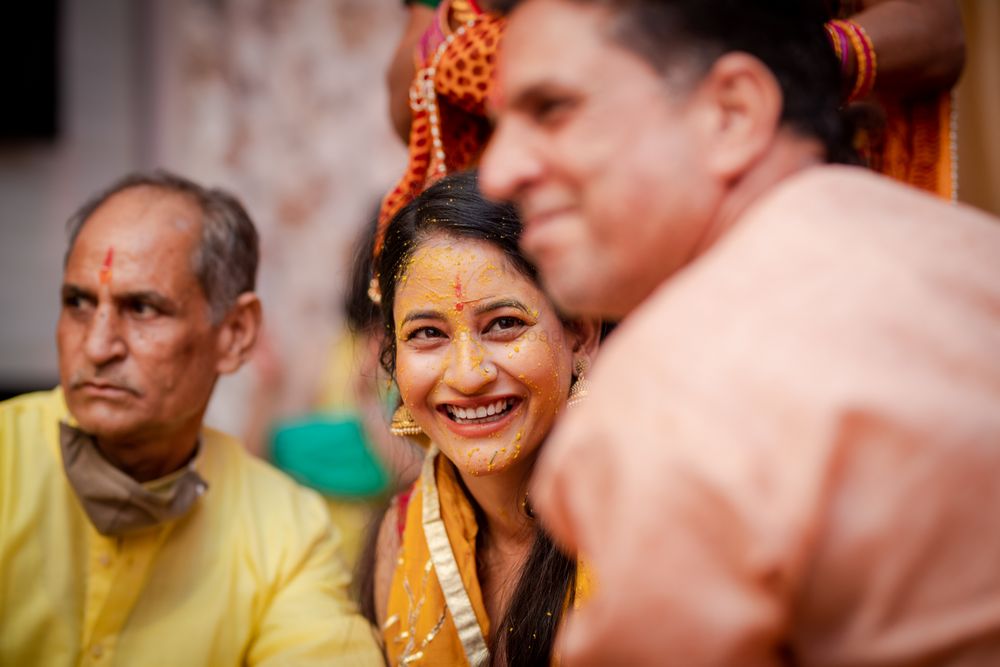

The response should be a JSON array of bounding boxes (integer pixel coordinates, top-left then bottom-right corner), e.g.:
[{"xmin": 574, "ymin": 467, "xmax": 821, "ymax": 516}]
[
  {"xmin": 697, "ymin": 52, "xmax": 783, "ymax": 181},
  {"xmin": 566, "ymin": 317, "xmax": 601, "ymax": 369},
  {"xmin": 215, "ymin": 292, "xmax": 262, "ymax": 375}
]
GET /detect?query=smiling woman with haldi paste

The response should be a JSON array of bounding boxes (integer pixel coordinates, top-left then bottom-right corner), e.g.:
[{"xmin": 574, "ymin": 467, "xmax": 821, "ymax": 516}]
[{"xmin": 365, "ymin": 171, "xmax": 599, "ymax": 666}]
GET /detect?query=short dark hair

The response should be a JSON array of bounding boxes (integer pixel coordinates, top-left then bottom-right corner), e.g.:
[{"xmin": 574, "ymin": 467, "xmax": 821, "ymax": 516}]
[
  {"xmin": 65, "ymin": 170, "xmax": 260, "ymax": 323},
  {"xmin": 494, "ymin": 0, "xmax": 855, "ymax": 163}
]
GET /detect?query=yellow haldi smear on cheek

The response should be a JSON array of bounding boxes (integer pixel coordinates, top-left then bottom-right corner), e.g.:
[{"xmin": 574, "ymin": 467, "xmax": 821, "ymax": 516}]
[
  {"xmin": 507, "ymin": 431, "xmax": 523, "ymax": 463},
  {"xmin": 396, "ymin": 236, "xmax": 573, "ymax": 477},
  {"xmin": 473, "ymin": 339, "xmax": 491, "ymax": 377}
]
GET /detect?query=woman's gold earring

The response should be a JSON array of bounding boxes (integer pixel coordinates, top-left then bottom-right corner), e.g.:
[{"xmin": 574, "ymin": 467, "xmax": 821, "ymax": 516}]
[
  {"xmin": 567, "ymin": 358, "xmax": 590, "ymax": 409},
  {"xmin": 390, "ymin": 404, "xmax": 423, "ymax": 436}
]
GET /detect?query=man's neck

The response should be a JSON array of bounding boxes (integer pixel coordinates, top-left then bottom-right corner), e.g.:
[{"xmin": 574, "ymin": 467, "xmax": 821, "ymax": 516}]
[
  {"xmin": 695, "ymin": 132, "xmax": 827, "ymax": 260},
  {"xmin": 95, "ymin": 425, "xmax": 201, "ymax": 483}
]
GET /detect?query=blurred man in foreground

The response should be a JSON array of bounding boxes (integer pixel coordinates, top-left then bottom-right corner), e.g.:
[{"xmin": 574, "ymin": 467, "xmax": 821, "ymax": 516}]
[
  {"xmin": 0, "ymin": 171, "xmax": 381, "ymax": 665},
  {"xmin": 482, "ymin": 0, "xmax": 1000, "ymax": 664}
]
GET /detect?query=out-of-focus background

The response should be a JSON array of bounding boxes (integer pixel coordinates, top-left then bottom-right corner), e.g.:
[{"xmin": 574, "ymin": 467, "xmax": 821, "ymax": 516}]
[
  {"xmin": 1, "ymin": 0, "xmax": 998, "ymax": 443},
  {"xmin": 0, "ymin": 0, "xmax": 408, "ymax": 441}
]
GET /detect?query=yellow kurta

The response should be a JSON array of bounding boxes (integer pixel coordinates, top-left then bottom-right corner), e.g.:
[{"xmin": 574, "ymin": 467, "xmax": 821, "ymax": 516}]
[
  {"xmin": 0, "ymin": 389, "xmax": 382, "ymax": 666},
  {"xmin": 384, "ymin": 448, "xmax": 591, "ymax": 666}
]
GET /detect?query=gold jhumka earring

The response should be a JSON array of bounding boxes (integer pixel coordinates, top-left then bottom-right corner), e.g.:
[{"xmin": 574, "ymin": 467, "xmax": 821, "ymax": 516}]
[
  {"xmin": 567, "ymin": 358, "xmax": 590, "ymax": 409},
  {"xmin": 390, "ymin": 404, "xmax": 423, "ymax": 437}
]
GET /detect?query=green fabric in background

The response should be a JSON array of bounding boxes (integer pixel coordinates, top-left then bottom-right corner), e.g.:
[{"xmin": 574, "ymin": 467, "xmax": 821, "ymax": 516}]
[{"xmin": 270, "ymin": 414, "xmax": 389, "ymax": 499}]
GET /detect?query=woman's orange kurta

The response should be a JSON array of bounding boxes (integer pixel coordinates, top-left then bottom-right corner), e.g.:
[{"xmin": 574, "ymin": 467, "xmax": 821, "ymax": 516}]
[{"xmin": 383, "ymin": 448, "xmax": 591, "ymax": 666}]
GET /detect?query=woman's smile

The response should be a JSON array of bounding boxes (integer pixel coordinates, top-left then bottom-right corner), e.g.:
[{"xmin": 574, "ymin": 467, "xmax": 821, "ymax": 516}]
[
  {"xmin": 393, "ymin": 236, "xmax": 575, "ymax": 477},
  {"xmin": 437, "ymin": 395, "xmax": 524, "ymax": 436}
]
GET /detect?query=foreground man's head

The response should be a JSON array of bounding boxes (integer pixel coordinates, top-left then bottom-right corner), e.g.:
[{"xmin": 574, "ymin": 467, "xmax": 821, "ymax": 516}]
[
  {"xmin": 58, "ymin": 172, "xmax": 261, "ymax": 478},
  {"xmin": 481, "ymin": 0, "xmax": 845, "ymax": 318}
]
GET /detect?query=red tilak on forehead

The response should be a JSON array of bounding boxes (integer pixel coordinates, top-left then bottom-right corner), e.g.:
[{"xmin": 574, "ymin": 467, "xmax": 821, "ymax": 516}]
[
  {"xmin": 454, "ymin": 272, "xmax": 464, "ymax": 311},
  {"xmin": 99, "ymin": 246, "xmax": 114, "ymax": 285}
]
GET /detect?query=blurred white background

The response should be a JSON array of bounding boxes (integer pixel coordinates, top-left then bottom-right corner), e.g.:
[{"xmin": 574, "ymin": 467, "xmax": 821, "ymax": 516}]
[
  {"xmin": 0, "ymin": 0, "xmax": 997, "ymax": 442},
  {"xmin": 0, "ymin": 0, "xmax": 408, "ymax": 438}
]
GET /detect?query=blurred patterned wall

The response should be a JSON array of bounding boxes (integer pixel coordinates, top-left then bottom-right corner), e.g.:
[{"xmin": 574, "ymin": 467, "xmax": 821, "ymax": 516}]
[
  {"xmin": 0, "ymin": 0, "xmax": 996, "ymax": 439},
  {"xmin": 0, "ymin": 0, "xmax": 408, "ymax": 436},
  {"xmin": 149, "ymin": 0, "xmax": 408, "ymax": 436}
]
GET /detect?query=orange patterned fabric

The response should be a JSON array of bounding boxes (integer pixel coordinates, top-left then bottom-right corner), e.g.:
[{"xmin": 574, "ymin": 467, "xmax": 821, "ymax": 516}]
[
  {"xmin": 830, "ymin": 3, "xmax": 955, "ymax": 200},
  {"xmin": 375, "ymin": 4, "xmax": 504, "ymax": 260},
  {"xmin": 384, "ymin": 450, "xmax": 593, "ymax": 666},
  {"xmin": 865, "ymin": 93, "xmax": 954, "ymax": 199}
]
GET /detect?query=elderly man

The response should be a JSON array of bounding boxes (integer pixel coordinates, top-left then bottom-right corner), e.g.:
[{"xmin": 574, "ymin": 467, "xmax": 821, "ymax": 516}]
[
  {"xmin": 0, "ymin": 172, "xmax": 381, "ymax": 665},
  {"xmin": 481, "ymin": 0, "xmax": 1000, "ymax": 665}
]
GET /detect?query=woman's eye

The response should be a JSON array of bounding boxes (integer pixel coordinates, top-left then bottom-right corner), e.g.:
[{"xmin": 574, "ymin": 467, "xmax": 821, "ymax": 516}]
[
  {"xmin": 487, "ymin": 316, "xmax": 527, "ymax": 334},
  {"xmin": 407, "ymin": 326, "xmax": 446, "ymax": 341}
]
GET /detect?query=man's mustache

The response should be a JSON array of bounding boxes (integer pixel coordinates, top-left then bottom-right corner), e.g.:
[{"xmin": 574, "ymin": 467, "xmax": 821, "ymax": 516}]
[{"xmin": 68, "ymin": 369, "xmax": 142, "ymax": 396}]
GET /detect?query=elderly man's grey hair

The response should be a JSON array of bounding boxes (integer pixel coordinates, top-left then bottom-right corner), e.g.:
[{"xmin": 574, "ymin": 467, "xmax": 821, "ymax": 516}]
[{"xmin": 64, "ymin": 170, "xmax": 259, "ymax": 324}]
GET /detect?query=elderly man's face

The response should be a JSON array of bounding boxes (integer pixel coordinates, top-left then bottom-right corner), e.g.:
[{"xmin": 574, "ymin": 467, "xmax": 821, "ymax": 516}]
[
  {"xmin": 481, "ymin": 0, "xmax": 717, "ymax": 318},
  {"xmin": 58, "ymin": 186, "xmax": 224, "ymax": 445}
]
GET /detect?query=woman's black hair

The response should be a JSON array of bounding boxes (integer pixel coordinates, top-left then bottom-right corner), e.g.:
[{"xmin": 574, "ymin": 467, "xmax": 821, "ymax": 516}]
[
  {"xmin": 373, "ymin": 170, "xmax": 577, "ymax": 666},
  {"xmin": 344, "ymin": 213, "xmax": 383, "ymax": 334}
]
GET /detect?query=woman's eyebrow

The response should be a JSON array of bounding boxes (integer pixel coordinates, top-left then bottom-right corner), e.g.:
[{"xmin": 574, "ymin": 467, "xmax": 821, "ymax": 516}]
[
  {"xmin": 401, "ymin": 309, "xmax": 447, "ymax": 325},
  {"xmin": 472, "ymin": 298, "xmax": 530, "ymax": 316}
]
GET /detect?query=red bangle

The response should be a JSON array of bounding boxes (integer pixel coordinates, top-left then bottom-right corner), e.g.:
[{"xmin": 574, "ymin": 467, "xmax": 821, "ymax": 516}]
[
  {"xmin": 824, "ymin": 21, "xmax": 851, "ymax": 77},
  {"xmin": 836, "ymin": 19, "xmax": 877, "ymax": 102}
]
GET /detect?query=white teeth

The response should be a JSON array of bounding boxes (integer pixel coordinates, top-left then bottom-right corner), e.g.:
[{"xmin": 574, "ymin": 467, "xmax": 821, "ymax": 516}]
[{"xmin": 445, "ymin": 399, "xmax": 515, "ymax": 424}]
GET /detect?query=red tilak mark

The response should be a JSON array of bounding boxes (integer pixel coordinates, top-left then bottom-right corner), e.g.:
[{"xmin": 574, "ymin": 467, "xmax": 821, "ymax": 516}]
[
  {"xmin": 454, "ymin": 273, "xmax": 464, "ymax": 311},
  {"xmin": 99, "ymin": 247, "xmax": 114, "ymax": 285}
]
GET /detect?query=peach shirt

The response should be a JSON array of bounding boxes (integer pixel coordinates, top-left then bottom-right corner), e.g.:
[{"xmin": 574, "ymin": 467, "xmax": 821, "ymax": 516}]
[{"xmin": 533, "ymin": 166, "xmax": 1000, "ymax": 666}]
